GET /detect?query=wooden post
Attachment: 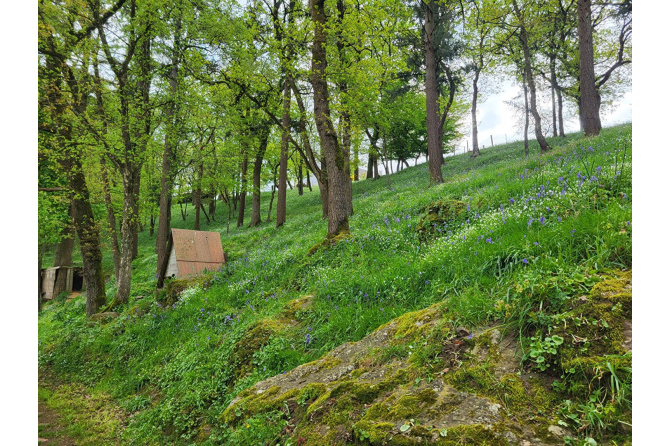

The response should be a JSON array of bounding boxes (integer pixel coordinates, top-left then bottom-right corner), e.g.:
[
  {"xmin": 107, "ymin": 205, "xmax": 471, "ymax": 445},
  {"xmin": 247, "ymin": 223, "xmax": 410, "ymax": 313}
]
[{"xmin": 490, "ymin": 135, "xmax": 494, "ymax": 147}]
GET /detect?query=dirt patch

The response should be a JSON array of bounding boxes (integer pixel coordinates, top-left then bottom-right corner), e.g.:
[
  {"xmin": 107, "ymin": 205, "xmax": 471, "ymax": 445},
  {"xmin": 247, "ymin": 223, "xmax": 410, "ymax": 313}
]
[{"xmin": 38, "ymin": 390, "xmax": 77, "ymax": 445}]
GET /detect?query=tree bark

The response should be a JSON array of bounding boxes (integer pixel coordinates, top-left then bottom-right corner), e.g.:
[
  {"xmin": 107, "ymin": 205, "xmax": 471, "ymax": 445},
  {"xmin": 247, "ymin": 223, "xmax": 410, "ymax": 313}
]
[
  {"xmin": 578, "ymin": 0, "xmax": 602, "ymax": 136},
  {"xmin": 250, "ymin": 128, "xmax": 270, "ymax": 227},
  {"xmin": 297, "ymin": 160, "xmax": 304, "ymax": 196},
  {"xmin": 522, "ymin": 70, "xmax": 530, "ymax": 158},
  {"xmin": 470, "ymin": 69, "xmax": 481, "ymax": 158},
  {"xmin": 311, "ymin": 0, "xmax": 349, "ymax": 237},
  {"xmin": 237, "ymin": 153, "xmax": 248, "ymax": 227},
  {"xmin": 194, "ymin": 161, "xmax": 204, "ymax": 230},
  {"xmin": 100, "ymin": 158, "xmax": 120, "ymax": 279},
  {"xmin": 513, "ymin": 0, "xmax": 550, "ymax": 152},
  {"xmin": 277, "ymin": 76, "xmax": 291, "ymax": 227},
  {"xmin": 424, "ymin": 0, "xmax": 444, "ymax": 184},
  {"xmin": 67, "ymin": 153, "xmax": 107, "ymax": 316}
]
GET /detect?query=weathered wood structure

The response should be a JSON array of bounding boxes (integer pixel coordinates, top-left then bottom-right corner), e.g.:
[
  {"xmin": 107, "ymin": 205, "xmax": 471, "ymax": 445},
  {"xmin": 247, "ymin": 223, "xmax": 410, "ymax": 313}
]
[
  {"xmin": 158, "ymin": 228, "xmax": 226, "ymax": 286},
  {"xmin": 40, "ymin": 266, "xmax": 83, "ymax": 300}
]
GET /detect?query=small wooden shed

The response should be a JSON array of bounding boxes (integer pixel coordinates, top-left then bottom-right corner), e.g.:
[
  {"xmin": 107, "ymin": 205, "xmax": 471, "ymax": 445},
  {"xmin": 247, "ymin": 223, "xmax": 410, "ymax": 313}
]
[
  {"xmin": 41, "ymin": 266, "xmax": 84, "ymax": 300},
  {"xmin": 158, "ymin": 228, "xmax": 226, "ymax": 284}
]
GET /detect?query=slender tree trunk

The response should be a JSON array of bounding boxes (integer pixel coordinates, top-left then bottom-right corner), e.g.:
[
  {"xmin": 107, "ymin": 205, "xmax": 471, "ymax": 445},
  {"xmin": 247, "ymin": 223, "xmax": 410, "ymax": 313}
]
[
  {"xmin": 550, "ymin": 56, "xmax": 558, "ymax": 137},
  {"xmin": 250, "ymin": 129, "xmax": 270, "ymax": 227},
  {"xmin": 424, "ymin": 0, "xmax": 444, "ymax": 184},
  {"xmin": 297, "ymin": 160, "xmax": 304, "ymax": 196},
  {"xmin": 522, "ymin": 71, "xmax": 530, "ymax": 158},
  {"xmin": 115, "ymin": 168, "xmax": 140, "ymax": 305},
  {"xmin": 578, "ymin": 0, "xmax": 602, "ymax": 136},
  {"xmin": 277, "ymin": 77, "xmax": 291, "ymax": 227},
  {"xmin": 471, "ymin": 69, "xmax": 481, "ymax": 158},
  {"xmin": 267, "ymin": 164, "xmax": 279, "ymax": 223},
  {"xmin": 237, "ymin": 154, "xmax": 248, "ymax": 227},
  {"xmin": 557, "ymin": 88, "xmax": 565, "ymax": 137},
  {"xmin": 513, "ymin": 0, "xmax": 550, "ymax": 152},
  {"xmin": 306, "ymin": 168, "xmax": 312, "ymax": 191},
  {"xmin": 366, "ymin": 153, "xmax": 373, "ymax": 179},
  {"xmin": 131, "ymin": 176, "xmax": 140, "ymax": 259},
  {"xmin": 156, "ymin": 0, "xmax": 182, "ymax": 288},
  {"xmin": 311, "ymin": 0, "xmax": 349, "ymax": 237},
  {"xmin": 194, "ymin": 162, "xmax": 204, "ymax": 230}
]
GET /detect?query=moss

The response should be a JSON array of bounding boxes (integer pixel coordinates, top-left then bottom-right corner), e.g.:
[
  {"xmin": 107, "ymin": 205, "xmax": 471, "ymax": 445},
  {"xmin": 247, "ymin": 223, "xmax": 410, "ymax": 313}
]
[
  {"xmin": 384, "ymin": 389, "xmax": 438, "ymax": 421},
  {"xmin": 553, "ymin": 273, "xmax": 632, "ymax": 370},
  {"xmin": 307, "ymin": 230, "xmax": 351, "ymax": 256},
  {"xmin": 221, "ymin": 386, "xmax": 299, "ymax": 425},
  {"xmin": 280, "ymin": 295, "xmax": 314, "ymax": 319},
  {"xmin": 229, "ymin": 320, "xmax": 279, "ymax": 379},
  {"xmin": 159, "ymin": 275, "xmax": 207, "ymax": 306},
  {"xmin": 416, "ymin": 199, "xmax": 467, "ymax": 241},
  {"xmin": 392, "ymin": 305, "xmax": 441, "ymax": 342},
  {"xmin": 435, "ymin": 424, "xmax": 507, "ymax": 446},
  {"xmin": 351, "ymin": 420, "xmax": 396, "ymax": 444},
  {"xmin": 297, "ymin": 383, "xmax": 327, "ymax": 406}
]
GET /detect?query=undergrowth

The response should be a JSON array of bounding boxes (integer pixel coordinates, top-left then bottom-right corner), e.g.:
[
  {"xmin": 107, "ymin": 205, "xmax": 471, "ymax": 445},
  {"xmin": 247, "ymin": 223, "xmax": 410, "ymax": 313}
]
[{"xmin": 39, "ymin": 125, "xmax": 632, "ymax": 445}]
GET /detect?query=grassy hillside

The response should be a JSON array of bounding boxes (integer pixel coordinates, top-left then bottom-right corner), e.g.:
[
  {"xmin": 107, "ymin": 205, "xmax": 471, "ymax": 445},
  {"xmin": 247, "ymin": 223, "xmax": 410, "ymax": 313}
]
[{"xmin": 39, "ymin": 124, "xmax": 632, "ymax": 445}]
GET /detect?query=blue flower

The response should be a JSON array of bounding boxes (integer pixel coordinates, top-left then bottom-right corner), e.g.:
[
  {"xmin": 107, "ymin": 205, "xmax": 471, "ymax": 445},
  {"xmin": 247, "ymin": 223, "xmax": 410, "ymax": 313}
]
[
  {"xmin": 522, "ymin": 258, "xmax": 528, "ymax": 264},
  {"xmin": 510, "ymin": 198, "xmax": 515, "ymax": 204},
  {"xmin": 539, "ymin": 216, "xmax": 546, "ymax": 225}
]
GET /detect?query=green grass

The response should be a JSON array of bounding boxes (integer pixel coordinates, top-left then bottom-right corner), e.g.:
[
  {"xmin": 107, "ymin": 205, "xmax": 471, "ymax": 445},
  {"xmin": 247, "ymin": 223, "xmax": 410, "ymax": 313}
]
[{"xmin": 39, "ymin": 124, "xmax": 632, "ymax": 444}]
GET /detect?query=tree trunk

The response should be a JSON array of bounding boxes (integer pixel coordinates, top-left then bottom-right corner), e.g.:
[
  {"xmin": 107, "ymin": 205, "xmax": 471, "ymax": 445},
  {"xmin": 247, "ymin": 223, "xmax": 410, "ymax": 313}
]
[
  {"xmin": 306, "ymin": 167, "xmax": 312, "ymax": 191},
  {"xmin": 578, "ymin": 0, "xmax": 602, "ymax": 136},
  {"xmin": 557, "ymin": 88, "xmax": 565, "ymax": 137},
  {"xmin": 115, "ymin": 168, "xmax": 140, "ymax": 305},
  {"xmin": 194, "ymin": 162, "xmax": 204, "ymax": 230},
  {"xmin": 131, "ymin": 176, "xmax": 140, "ymax": 259},
  {"xmin": 366, "ymin": 152, "xmax": 373, "ymax": 179},
  {"xmin": 155, "ymin": 0, "xmax": 182, "ymax": 287},
  {"xmin": 297, "ymin": 160, "xmax": 304, "ymax": 196},
  {"xmin": 513, "ymin": 0, "xmax": 550, "ymax": 153},
  {"xmin": 277, "ymin": 77, "xmax": 291, "ymax": 227},
  {"xmin": 522, "ymin": 70, "xmax": 530, "ymax": 158},
  {"xmin": 471, "ymin": 69, "xmax": 481, "ymax": 158},
  {"xmin": 67, "ymin": 154, "xmax": 106, "ymax": 316},
  {"xmin": 250, "ymin": 129, "xmax": 270, "ymax": 227},
  {"xmin": 424, "ymin": 0, "xmax": 444, "ymax": 184},
  {"xmin": 311, "ymin": 0, "xmax": 349, "ymax": 237},
  {"xmin": 237, "ymin": 154, "xmax": 248, "ymax": 227},
  {"xmin": 550, "ymin": 56, "xmax": 558, "ymax": 137}
]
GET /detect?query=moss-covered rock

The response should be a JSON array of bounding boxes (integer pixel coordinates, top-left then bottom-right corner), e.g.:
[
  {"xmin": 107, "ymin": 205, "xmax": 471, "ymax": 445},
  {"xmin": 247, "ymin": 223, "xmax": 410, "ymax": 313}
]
[{"xmin": 416, "ymin": 199, "xmax": 467, "ymax": 241}]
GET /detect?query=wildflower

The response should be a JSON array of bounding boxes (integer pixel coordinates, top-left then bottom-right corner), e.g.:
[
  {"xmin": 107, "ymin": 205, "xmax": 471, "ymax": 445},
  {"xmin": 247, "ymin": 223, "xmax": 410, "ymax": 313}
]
[
  {"xmin": 486, "ymin": 238, "xmax": 493, "ymax": 244},
  {"xmin": 534, "ymin": 242, "xmax": 539, "ymax": 246},
  {"xmin": 571, "ymin": 229, "xmax": 576, "ymax": 236},
  {"xmin": 539, "ymin": 216, "xmax": 546, "ymax": 225},
  {"xmin": 557, "ymin": 217, "xmax": 562, "ymax": 222},
  {"xmin": 510, "ymin": 198, "xmax": 515, "ymax": 204},
  {"xmin": 522, "ymin": 258, "xmax": 528, "ymax": 264},
  {"xmin": 528, "ymin": 217, "xmax": 534, "ymax": 227},
  {"xmin": 466, "ymin": 334, "xmax": 474, "ymax": 340}
]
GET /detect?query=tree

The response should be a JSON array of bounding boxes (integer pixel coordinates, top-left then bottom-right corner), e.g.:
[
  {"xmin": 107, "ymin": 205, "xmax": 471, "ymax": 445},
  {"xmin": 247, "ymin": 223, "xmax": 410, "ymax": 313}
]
[{"xmin": 310, "ymin": 0, "xmax": 349, "ymax": 238}]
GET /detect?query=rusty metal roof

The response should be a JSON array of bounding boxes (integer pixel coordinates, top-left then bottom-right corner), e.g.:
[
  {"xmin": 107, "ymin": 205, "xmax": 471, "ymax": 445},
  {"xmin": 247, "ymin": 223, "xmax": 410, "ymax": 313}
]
[{"xmin": 171, "ymin": 228, "xmax": 225, "ymax": 277}]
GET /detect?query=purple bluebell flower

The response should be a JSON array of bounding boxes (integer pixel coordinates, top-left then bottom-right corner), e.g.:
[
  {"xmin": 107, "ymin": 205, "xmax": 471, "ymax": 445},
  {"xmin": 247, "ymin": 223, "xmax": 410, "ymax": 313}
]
[
  {"xmin": 510, "ymin": 198, "xmax": 515, "ymax": 204},
  {"xmin": 522, "ymin": 258, "xmax": 528, "ymax": 264},
  {"xmin": 539, "ymin": 216, "xmax": 546, "ymax": 225}
]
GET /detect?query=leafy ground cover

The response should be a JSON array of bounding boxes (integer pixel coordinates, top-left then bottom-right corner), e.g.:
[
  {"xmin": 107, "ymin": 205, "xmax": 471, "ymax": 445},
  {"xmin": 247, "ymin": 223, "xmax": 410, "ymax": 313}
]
[{"xmin": 39, "ymin": 124, "xmax": 632, "ymax": 445}]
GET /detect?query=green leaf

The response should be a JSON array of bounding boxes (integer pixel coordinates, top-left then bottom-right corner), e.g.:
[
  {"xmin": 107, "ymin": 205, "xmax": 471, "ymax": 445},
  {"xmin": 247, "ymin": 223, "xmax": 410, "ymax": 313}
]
[{"xmin": 400, "ymin": 423, "xmax": 411, "ymax": 432}]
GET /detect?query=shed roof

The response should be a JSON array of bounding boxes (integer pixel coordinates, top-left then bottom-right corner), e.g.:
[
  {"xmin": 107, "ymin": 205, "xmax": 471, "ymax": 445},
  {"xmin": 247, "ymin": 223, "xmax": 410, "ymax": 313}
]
[{"xmin": 164, "ymin": 228, "xmax": 225, "ymax": 279}]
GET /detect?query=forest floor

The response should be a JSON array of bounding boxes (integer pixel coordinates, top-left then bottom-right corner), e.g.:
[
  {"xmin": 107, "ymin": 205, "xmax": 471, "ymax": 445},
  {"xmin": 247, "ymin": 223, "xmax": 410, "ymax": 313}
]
[{"xmin": 38, "ymin": 372, "xmax": 77, "ymax": 445}]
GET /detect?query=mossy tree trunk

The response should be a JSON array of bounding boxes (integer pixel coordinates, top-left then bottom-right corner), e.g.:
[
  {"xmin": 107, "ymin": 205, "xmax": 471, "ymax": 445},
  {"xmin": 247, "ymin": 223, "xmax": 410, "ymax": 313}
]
[{"xmin": 311, "ymin": 0, "xmax": 349, "ymax": 237}]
